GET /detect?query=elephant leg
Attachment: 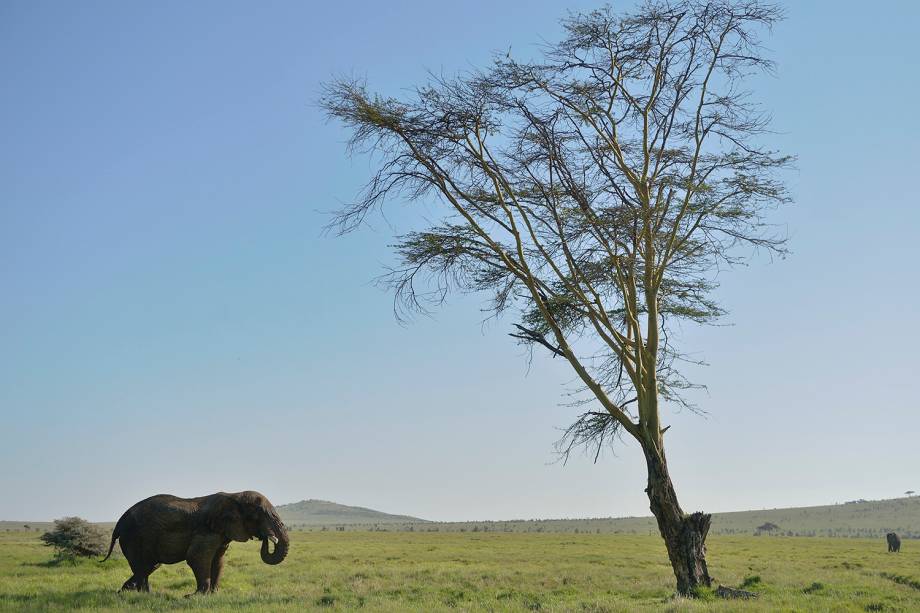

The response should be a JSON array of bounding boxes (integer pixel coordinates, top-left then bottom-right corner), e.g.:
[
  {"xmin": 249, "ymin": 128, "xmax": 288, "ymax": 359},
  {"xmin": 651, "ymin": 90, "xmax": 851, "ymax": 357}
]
[
  {"xmin": 138, "ymin": 563, "xmax": 160, "ymax": 592},
  {"xmin": 186, "ymin": 559, "xmax": 212, "ymax": 595},
  {"xmin": 209, "ymin": 543, "xmax": 230, "ymax": 592},
  {"xmin": 120, "ymin": 575, "xmax": 139, "ymax": 592},
  {"xmin": 122, "ymin": 561, "xmax": 157, "ymax": 593},
  {"xmin": 186, "ymin": 534, "xmax": 223, "ymax": 595},
  {"xmin": 118, "ymin": 537, "xmax": 146, "ymax": 592}
]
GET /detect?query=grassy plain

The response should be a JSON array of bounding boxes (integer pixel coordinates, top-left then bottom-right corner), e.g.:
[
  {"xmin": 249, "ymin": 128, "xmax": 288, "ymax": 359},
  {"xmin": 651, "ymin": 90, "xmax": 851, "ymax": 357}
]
[{"xmin": 2, "ymin": 530, "xmax": 919, "ymax": 612}]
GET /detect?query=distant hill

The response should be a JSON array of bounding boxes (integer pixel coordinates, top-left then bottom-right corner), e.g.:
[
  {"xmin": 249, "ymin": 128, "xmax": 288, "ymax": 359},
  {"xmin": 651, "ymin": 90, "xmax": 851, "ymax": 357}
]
[
  {"xmin": 275, "ymin": 496, "xmax": 920, "ymax": 538},
  {"xmin": 377, "ymin": 496, "xmax": 920, "ymax": 539},
  {"xmin": 5, "ymin": 496, "xmax": 918, "ymax": 538},
  {"xmin": 276, "ymin": 499, "xmax": 427, "ymax": 526},
  {"xmin": 707, "ymin": 495, "xmax": 920, "ymax": 538}
]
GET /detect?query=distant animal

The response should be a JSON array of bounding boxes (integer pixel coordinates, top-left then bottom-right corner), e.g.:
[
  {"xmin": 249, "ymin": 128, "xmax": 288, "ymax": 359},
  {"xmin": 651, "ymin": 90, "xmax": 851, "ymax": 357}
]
[
  {"xmin": 101, "ymin": 491, "xmax": 288, "ymax": 595},
  {"xmin": 886, "ymin": 532, "xmax": 901, "ymax": 552}
]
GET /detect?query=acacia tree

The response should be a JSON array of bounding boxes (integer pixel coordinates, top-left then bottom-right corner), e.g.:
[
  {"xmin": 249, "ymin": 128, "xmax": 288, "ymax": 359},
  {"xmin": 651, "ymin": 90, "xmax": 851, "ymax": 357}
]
[{"xmin": 322, "ymin": 0, "xmax": 790, "ymax": 595}]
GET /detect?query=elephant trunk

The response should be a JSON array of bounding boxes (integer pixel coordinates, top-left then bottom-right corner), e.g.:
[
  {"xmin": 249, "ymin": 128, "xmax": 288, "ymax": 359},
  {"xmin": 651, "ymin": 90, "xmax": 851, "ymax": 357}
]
[{"xmin": 260, "ymin": 513, "xmax": 289, "ymax": 565}]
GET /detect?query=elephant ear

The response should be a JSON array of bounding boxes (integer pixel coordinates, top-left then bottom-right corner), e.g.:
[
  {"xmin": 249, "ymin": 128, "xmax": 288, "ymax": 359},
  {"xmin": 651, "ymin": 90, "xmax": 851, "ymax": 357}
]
[{"xmin": 205, "ymin": 496, "xmax": 246, "ymax": 541}]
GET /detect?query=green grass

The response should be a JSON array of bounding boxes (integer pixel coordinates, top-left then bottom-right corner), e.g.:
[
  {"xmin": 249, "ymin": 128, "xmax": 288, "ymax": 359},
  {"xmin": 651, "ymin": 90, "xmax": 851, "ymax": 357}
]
[{"xmin": 2, "ymin": 532, "xmax": 920, "ymax": 611}]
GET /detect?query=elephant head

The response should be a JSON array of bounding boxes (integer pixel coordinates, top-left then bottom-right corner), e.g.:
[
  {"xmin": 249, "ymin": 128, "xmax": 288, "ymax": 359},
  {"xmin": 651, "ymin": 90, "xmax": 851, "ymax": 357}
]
[{"xmin": 205, "ymin": 491, "xmax": 289, "ymax": 564}]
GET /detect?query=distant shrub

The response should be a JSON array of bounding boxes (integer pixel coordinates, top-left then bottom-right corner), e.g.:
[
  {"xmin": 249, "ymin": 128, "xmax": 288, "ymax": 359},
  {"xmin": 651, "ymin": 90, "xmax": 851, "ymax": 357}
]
[
  {"xmin": 755, "ymin": 522, "xmax": 780, "ymax": 535},
  {"xmin": 802, "ymin": 581, "xmax": 824, "ymax": 594},
  {"xmin": 740, "ymin": 575, "xmax": 762, "ymax": 589},
  {"xmin": 40, "ymin": 517, "xmax": 108, "ymax": 562},
  {"xmin": 315, "ymin": 594, "xmax": 336, "ymax": 607}
]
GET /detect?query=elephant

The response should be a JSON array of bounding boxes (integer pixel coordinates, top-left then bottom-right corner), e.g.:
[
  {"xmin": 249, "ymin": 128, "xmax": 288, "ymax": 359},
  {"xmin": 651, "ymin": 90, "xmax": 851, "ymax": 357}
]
[
  {"xmin": 887, "ymin": 532, "xmax": 901, "ymax": 553},
  {"xmin": 100, "ymin": 490, "xmax": 288, "ymax": 595}
]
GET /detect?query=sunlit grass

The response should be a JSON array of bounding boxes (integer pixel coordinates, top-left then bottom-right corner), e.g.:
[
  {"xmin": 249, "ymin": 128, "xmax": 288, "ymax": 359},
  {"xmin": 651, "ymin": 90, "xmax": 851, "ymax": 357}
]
[{"xmin": 1, "ymin": 531, "xmax": 918, "ymax": 611}]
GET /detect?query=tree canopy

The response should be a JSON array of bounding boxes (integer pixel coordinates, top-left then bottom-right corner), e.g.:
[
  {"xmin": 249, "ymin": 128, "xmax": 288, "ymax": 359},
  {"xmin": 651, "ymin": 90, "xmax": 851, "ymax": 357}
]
[
  {"xmin": 322, "ymin": 0, "xmax": 790, "ymax": 594},
  {"xmin": 323, "ymin": 1, "xmax": 790, "ymax": 453}
]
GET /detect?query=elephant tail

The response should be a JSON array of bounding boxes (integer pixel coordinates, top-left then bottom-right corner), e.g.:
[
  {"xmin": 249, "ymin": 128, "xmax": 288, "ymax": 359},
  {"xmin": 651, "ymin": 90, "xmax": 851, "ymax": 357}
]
[{"xmin": 99, "ymin": 518, "xmax": 122, "ymax": 563}]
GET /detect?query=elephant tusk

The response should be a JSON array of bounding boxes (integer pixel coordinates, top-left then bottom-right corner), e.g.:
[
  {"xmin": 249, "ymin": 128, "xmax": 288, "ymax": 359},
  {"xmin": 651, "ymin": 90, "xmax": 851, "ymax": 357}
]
[{"xmin": 268, "ymin": 534, "xmax": 279, "ymax": 544}]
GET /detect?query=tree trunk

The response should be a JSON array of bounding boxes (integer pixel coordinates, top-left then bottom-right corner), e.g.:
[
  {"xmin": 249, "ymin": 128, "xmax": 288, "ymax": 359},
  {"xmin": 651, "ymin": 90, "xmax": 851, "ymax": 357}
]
[{"xmin": 643, "ymin": 443, "xmax": 712, "ymax": 596}]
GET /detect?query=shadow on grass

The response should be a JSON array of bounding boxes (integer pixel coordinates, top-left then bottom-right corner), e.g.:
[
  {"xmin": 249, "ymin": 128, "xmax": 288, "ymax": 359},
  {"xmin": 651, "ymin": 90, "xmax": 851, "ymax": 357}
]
[
  {"xmin": 21, "ymin": 559, "xmax": 69, "ymax": 568},
  {"xmin": 1, "ymin": 588, "xmax": 322, "ymax": 609},
  {"xmin": 0, "ymin": 589, "xmax": 170, "ymax": 609},
  {"xmin": 23, "ymin": 556, "xmax": 122, "ymax": 568},
  {"xmin": 880, "ymin": 572, "xmax": 920, "ymax": 591}
]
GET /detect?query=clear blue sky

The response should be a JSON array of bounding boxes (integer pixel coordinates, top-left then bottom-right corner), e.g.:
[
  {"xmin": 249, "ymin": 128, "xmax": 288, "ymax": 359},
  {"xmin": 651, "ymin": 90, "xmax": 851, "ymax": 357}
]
[{"xmin": 1, "ymin": 0, "xmax": 918, "ymax": 522}]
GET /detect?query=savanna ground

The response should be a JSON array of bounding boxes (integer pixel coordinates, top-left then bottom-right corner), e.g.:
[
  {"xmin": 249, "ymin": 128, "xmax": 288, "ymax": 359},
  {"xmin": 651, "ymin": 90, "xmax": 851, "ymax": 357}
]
[{"xmin": 1, "ymin": 531, "xmax": 918, "ymax": 612}]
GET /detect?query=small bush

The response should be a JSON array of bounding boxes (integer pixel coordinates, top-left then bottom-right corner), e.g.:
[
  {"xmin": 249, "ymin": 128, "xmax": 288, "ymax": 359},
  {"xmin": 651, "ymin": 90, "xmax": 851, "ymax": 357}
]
[
  {"xmin": 315, "ymin": 594, "xmax": 335, "ymax": 607},
  {"xmin": 690, "ymin": 586, "xmax": 716, "ymax": 601},
  {"xmin": 40, "ymin": 517, "xmax": 108, "ymax": 562},
  {"xmin": 740, "ymin": 575, "xmax": 762, "ymax": 589},
  {"xmin": 803, "ymin": 581, "xmax": 824, "ymax": 594}
]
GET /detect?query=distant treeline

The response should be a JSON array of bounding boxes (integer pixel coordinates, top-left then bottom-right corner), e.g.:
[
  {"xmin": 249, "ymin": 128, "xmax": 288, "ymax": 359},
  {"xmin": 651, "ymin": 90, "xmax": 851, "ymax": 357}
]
[
  {"xmin": 282, "ymin": 520, "xmax": 918, "ymax": 539},
  {"xmin": 5, "ymin": 496, "xmax": 917, "ymax": 538},
  {"xmin": 285, "ymin": 497, "xmax": 920, "ymax": 539}
]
